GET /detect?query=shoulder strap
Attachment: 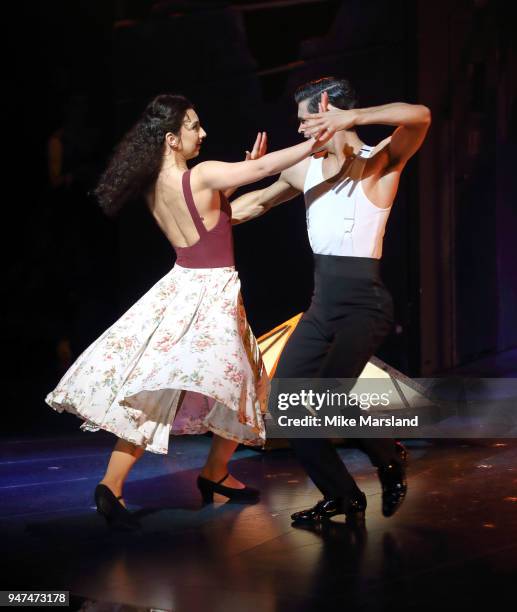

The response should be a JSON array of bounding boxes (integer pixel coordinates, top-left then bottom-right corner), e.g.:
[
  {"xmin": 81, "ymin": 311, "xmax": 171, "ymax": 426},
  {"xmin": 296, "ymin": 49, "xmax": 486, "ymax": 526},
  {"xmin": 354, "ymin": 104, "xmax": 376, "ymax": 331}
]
[
  {"xmin": 182, "ymin": 170, "xmax": 207, "ymax": 235},
  {"xmin": 357, "ymin": 145, "xmax": 375, "ymax": 182},
  {"xmin": 359, "ymin": 145, "xmax": 374, "ymax": 158},
  {"xmin": 303, "ymin": 155, "xmax": 323, "ymax": 193}
]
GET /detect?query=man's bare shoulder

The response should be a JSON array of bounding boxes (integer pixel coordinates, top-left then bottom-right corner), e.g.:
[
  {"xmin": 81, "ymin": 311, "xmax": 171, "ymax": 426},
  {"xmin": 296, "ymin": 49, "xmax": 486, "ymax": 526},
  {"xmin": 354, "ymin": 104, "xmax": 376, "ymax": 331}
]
[
  {"xmin": 366, "ymin": 137, "xmax": 391, "ymax": 164},
  {"xmin": 360, "ymin": 137, "xmax": 393, "ymax": 180}
]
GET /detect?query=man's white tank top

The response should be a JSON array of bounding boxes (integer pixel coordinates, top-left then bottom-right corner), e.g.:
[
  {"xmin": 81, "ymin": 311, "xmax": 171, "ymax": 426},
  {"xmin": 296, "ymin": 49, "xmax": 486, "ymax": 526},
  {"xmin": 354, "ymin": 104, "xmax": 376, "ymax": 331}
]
[{"xmin": 304, "ymin": 145, "xmax": 391, "ymax": 259}]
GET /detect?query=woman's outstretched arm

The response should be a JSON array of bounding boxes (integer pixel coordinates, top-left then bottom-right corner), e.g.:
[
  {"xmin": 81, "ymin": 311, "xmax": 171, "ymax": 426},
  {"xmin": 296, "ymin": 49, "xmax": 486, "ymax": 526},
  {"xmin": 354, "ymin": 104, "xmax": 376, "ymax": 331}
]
[{"xmin": 195, "ymin": 131, "xmax": 331, "ymax": 193}]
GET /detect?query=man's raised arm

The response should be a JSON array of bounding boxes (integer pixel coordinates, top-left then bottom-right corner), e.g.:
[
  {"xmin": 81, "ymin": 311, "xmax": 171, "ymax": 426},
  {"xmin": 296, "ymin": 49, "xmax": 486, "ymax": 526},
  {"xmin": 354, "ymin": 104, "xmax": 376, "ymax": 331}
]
[
  {"xmin": 354, "ymin": 103, "xmax": 431, "ymax": 170},
  {"xmin": 300, "ymin": 93, "xmax": 431, "ymax": 170}
]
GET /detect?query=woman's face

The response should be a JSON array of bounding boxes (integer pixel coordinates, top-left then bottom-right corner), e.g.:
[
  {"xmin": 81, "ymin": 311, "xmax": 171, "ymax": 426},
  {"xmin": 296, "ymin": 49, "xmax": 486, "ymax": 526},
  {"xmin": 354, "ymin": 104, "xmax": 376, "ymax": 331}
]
[{"xmin": 179, "ymin": 109, "xmax": 206, "ymax": 159}]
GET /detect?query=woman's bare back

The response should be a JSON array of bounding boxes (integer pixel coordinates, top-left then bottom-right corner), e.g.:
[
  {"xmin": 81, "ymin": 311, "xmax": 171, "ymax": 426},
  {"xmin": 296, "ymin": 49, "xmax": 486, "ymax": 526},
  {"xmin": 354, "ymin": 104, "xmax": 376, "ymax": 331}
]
[{"xmin": 147, "ymin": 168, "xmax": 224, "ymax": 249}]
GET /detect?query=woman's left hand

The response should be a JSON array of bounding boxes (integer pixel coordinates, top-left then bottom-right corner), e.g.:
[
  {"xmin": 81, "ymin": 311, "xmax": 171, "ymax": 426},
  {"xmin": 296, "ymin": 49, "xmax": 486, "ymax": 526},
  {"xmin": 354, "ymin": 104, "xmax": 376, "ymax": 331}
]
[
  {"xmin": 245, "ymin": 131, "xmax": 268, "ymax": 160},
  {"xmin": 224, "ymin": 132, "xmax": 268, "ymax": 199}
]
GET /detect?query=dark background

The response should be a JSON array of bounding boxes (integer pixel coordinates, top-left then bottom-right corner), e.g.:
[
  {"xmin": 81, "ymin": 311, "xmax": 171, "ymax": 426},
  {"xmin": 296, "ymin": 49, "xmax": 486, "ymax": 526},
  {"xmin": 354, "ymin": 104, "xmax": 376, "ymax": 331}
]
[{"xmin": 3, "ymin": 0, "xmax": 517, "ymax": 435}]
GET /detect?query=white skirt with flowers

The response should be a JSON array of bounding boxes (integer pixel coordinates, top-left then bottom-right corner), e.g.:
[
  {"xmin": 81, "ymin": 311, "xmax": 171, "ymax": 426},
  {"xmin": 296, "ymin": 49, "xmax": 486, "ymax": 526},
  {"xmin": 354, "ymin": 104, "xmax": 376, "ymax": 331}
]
[{"xmin": 45, "ymin": 264, "xmax": 270, "ymax": 454}]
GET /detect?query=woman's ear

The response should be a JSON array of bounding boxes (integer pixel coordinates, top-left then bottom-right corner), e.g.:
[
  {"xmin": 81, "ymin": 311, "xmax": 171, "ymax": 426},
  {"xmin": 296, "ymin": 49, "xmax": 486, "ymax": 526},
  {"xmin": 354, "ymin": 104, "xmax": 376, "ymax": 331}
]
[{"xmin": 165, "ymin": 132, "xmax": 178, "ymax": 149}]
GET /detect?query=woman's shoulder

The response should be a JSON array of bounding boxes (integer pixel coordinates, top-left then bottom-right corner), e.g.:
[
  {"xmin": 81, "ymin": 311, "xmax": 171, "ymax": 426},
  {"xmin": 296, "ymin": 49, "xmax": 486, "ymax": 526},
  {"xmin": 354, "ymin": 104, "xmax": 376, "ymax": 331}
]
[{"xmin": 189, "ymin": 162, "xmax": 220, "ymax": 192}]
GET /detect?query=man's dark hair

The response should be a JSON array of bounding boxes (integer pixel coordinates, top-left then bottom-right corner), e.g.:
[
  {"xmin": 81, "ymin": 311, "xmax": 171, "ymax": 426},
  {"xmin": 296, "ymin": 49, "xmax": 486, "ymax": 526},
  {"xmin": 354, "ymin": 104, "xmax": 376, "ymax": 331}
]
[{"xmin": 294, "ymin": 77, "xmax": 357, "ymax": 113}]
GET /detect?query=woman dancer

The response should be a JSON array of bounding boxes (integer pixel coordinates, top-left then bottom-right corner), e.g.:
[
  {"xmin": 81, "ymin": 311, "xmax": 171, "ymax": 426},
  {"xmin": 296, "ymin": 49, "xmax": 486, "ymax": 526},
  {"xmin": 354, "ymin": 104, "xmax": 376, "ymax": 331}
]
[{"xmin": 46, "ymin": 94, "xmax": 330, "ymax": 530}]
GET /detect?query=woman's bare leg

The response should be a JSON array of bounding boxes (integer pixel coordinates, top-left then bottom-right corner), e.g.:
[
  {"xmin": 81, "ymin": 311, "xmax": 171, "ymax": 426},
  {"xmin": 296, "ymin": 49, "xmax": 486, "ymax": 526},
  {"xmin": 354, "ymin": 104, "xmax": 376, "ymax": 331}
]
[
  {"xmin": 99, "ymin": 438, "xmax": 145, "ymax": 505},
  {"xmin": 200, "ymin": 435, "xmax": 245, "ymax": 489}
]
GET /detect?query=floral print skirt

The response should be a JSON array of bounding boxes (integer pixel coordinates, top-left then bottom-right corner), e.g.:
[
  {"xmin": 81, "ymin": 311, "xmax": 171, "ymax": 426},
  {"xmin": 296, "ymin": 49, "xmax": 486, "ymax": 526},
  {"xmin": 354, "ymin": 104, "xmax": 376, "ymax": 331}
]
[{"xmin": 45, "ymin": 264, "xmax": 270, "ymax": 454}]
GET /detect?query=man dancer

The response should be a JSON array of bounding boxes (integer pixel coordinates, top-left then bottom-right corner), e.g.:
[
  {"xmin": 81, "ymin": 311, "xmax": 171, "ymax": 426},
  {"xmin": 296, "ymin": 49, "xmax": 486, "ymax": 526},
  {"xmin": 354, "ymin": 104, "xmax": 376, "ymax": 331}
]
[{"xmin": 232, "ymin": 77, "xmax": 431, "ymax": 524}]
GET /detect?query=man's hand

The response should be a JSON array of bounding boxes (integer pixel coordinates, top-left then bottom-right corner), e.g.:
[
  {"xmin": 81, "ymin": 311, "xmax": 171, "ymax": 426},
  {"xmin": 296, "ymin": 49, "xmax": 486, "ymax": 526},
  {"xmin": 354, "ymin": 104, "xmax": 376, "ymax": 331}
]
[
  {"xmin": 300, "ymin": 91, "xmax": 357, "ymax": 137},
  {"xmin": 306, "ymin": 94, "xmax": 336, "ymax": 153}
]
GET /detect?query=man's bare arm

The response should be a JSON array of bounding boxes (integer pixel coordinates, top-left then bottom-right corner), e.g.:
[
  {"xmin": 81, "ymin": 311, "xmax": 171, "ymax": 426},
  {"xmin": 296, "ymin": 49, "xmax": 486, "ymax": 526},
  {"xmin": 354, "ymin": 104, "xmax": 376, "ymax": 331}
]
[
  {"xmin": 354, "ymin": 104, "xmax": 430, "ymax": 206},
  {"xmin": 300, "ymin": 95, "xmax": 431, "ymax": 206},
  {"xmin": 231, "ymin": 174, "xmax": 300, "ymax": 225},
  {"xmin": 353, "ymin": 103, "xmax": 431, "ymax": 170},
  {"xmin": 301, "ymin": 97, "xmax": 431, "ymax": 170}
]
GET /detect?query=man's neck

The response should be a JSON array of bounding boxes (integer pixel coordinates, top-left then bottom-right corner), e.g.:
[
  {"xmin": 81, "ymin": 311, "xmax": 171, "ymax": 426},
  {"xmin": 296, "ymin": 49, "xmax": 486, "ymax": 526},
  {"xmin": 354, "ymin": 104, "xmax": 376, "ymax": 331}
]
[{"xmin": 328, "ymin": 130, "xmax": 364, "ymax": 163}]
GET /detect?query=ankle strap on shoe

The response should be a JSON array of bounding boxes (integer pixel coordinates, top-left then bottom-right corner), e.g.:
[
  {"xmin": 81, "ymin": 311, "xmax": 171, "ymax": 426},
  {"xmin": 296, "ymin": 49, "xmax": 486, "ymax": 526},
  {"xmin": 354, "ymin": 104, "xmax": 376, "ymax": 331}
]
[{"xmin": 217, "ymin": 473, "xmax": 229, "ymax": 485}]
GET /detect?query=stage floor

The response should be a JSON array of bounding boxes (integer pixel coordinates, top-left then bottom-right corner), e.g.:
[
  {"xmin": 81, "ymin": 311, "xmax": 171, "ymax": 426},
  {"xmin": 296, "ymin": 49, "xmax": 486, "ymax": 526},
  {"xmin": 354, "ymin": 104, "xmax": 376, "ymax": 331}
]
[{"xmin": 2, "ymin": 433, "xmax": 517, "ymax": 611}]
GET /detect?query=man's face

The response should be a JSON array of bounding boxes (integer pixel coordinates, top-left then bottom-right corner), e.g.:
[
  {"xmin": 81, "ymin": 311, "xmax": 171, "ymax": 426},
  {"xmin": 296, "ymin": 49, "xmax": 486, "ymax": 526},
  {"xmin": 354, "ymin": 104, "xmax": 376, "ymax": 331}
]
[
  {"xmin": 297, "ymin": 99, "xmax": 311, "ymax": 138},
  {"xmin": 297, "ymin": 98, "xmax": 332, "ymax": 154}
]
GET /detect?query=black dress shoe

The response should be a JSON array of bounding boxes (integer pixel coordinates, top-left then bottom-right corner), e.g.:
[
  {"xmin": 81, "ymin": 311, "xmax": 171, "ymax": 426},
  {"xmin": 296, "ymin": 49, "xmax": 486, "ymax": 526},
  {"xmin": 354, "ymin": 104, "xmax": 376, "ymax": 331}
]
[
  {"xmin": 291, "ymin": 492, "xmax": 367, "ymax": 525},
  {"xmin": 94, "ymin": 484, "xmax": 141, "ymax": 531},
  {"xmin": 395, "ymin": 440, "xmax": 409, "ymax": 464},
  {"xmin": 377, "ymin": 445, "xmax": 408, "ymax": 517},
  {"xmin": 197, "ymin": 474, "xmax": 260, "ymax": 504}
]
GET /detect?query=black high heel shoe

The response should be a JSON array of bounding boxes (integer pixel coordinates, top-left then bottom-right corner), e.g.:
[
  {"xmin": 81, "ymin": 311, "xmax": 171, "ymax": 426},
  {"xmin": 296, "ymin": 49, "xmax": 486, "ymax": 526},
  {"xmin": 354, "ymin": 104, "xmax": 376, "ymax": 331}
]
[
  {"xmin": 94, "ymin": 484, "xmax": 141, "ymax": 531},
  {"xmin": 197, "ymin": 474, "xmax": 260, "ymax": 504}
]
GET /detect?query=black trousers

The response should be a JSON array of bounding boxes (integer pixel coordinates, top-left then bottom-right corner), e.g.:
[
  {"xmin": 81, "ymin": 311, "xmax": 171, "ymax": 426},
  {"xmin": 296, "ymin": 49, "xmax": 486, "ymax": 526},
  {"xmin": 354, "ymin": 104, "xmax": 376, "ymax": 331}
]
[{"xmin": 275, "ymin": 254, "xmax": 401, "ymax": 500}]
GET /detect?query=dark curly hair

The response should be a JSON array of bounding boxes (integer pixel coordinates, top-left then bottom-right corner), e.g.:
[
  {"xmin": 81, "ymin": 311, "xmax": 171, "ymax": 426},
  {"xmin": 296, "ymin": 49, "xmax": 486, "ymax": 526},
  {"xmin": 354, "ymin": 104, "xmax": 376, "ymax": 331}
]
[
  {"xmin": 94, "ymin": 94, "xmax": 193, "ymax": 216},
  {"xmin": 294, "ymin": 77, "xmax": 357, "ymax": 113}
]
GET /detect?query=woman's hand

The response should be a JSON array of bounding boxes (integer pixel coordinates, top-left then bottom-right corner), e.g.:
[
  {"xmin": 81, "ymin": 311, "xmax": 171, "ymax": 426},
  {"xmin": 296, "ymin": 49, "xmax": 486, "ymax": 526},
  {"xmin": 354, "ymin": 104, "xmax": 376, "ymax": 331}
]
[
  {"xmin": 223, "ymin": 132, "xmax": 268, "ymax": 197},
  {"xmin": 245, "ymin": 131, "xmax": 267, "ymax": 160}
]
